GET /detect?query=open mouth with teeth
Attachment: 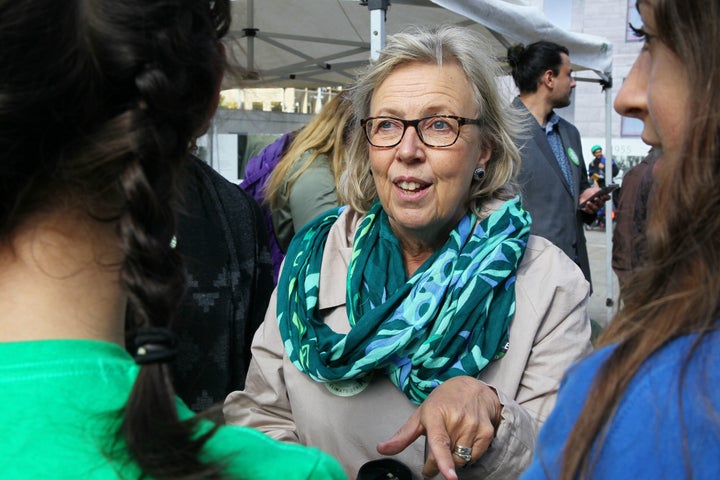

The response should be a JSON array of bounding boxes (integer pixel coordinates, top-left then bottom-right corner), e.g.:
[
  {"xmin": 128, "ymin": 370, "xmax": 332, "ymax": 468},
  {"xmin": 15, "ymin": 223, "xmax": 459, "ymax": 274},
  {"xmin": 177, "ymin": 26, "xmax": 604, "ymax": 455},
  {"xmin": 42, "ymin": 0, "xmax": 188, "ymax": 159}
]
[{"xmin": 396, "ymin": 180, "xmax": 430, "ymax": 192}]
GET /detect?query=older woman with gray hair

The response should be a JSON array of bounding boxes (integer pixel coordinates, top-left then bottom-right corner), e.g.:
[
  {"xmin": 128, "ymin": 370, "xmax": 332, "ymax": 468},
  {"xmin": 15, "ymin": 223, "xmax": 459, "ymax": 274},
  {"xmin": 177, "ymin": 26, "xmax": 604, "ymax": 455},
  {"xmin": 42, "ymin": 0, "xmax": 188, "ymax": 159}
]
[{"xmin": 225, "ymin": 24, "xmax": 591, "ymax": 480}]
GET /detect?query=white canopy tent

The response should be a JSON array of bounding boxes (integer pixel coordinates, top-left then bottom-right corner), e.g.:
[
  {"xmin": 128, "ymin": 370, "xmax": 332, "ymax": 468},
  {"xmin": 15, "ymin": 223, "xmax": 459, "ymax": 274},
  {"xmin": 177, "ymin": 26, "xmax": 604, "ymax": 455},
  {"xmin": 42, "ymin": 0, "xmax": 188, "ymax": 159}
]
[
  {"xmin": 223, "ymin": 0, "xmax": 617, "ymax": 322},
  {"xmin": 226, "ymin": 0, "xmax": 612, "ymax": 87}
]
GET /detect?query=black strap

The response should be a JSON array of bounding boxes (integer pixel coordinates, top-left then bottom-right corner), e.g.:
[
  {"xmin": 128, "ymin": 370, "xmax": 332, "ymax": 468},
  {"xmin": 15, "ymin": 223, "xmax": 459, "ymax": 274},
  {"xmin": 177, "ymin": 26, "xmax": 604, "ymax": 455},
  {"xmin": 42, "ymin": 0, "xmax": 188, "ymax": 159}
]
[{"xmin": 133, "ymin": 327, "xmax": 177, "ymax": 365}]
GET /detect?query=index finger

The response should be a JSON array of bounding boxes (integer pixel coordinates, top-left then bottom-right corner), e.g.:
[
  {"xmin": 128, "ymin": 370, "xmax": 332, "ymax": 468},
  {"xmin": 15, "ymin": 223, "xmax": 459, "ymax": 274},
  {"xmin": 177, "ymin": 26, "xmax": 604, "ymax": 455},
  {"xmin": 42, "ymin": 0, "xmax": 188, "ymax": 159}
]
[{"xmin": 423, "ymin": 418, "xmax": 458, "ymax": 480}]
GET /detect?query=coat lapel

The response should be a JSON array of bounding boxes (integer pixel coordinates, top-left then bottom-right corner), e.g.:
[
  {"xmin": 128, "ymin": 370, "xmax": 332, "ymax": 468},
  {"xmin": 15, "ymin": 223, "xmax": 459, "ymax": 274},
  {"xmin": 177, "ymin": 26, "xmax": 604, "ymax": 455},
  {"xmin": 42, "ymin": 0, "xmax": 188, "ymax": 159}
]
[
  {"xmin": 513, "ymin": 98, "xmax": 573, "ymax": 197},
  {"xmin": 557, "ymin": 125, "xmax": 581, "ymax": 198}
]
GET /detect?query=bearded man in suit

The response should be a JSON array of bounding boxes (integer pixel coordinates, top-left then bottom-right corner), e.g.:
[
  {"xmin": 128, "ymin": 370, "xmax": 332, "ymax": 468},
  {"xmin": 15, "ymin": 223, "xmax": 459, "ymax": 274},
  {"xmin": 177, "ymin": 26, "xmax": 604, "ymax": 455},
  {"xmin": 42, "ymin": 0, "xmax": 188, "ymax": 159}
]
[{"xmin": 508, "ymin": 40, "xmax": 606, "ymax": 286}]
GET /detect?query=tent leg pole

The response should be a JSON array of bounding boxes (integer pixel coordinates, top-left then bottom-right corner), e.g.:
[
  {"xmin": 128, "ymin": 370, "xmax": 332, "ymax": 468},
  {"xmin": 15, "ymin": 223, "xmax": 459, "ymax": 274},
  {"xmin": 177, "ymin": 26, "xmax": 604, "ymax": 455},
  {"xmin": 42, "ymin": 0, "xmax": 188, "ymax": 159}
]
[{"xmin": 604, "ymin": 86, "xmax": 615, "ymax": 327}]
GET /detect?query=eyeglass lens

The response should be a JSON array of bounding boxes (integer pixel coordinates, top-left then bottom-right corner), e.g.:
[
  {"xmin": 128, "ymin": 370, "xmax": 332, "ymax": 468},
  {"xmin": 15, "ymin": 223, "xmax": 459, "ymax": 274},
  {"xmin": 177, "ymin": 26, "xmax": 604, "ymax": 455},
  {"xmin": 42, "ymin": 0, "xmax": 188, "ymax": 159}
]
[{"xmin": 365, "ymin": 116, "xmax": 461, "ymax": 147}]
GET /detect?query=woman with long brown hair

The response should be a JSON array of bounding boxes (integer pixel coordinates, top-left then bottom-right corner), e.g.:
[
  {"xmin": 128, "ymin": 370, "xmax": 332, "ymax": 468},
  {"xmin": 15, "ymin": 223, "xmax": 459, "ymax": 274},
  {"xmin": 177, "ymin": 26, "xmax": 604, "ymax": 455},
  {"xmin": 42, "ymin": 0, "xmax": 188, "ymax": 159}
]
[{"xmin": 521, "ymin": 0, "xmax": 720, "ymax": 477}]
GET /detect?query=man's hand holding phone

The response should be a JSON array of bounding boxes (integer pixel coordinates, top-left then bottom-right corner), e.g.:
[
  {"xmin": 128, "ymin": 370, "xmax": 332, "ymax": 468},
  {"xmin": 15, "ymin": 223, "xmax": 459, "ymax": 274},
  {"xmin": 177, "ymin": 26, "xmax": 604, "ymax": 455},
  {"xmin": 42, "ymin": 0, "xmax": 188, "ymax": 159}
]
[{"xmin": 578, "ymin": 183, "xmax": 618, "ymax": 214}]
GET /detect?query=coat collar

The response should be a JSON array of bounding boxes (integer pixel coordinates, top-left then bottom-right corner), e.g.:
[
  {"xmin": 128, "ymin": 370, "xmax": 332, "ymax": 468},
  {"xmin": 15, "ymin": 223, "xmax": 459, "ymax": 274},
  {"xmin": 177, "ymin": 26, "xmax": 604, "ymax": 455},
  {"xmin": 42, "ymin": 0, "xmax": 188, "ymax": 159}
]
[{"xmin": 317, "ymin": 207, "xmax": 358, "ymax": 310}]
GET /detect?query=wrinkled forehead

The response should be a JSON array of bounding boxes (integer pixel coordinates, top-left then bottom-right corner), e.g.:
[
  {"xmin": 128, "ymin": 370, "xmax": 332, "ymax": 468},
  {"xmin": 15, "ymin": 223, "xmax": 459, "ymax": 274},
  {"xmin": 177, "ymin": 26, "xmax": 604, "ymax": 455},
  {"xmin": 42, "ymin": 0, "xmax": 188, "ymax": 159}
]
[{"xmin": 370, "ymin": 60, "xmax": 478, "ymax": 113}]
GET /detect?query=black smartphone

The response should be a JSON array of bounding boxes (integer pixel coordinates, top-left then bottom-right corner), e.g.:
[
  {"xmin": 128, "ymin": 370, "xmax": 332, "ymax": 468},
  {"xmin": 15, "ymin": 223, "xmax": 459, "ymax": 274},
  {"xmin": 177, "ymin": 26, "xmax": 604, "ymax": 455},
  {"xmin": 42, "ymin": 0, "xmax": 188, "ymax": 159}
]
[{"xmin": 578, "ymin": 183, "xmax": 618, "ymax": 210}]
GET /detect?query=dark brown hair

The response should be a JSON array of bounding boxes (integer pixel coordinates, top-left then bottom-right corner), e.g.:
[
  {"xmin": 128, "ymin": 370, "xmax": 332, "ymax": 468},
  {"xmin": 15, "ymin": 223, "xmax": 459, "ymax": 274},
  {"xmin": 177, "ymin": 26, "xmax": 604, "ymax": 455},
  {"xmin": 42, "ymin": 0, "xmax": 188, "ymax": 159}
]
[
  {"xmin": 0, "ymin": 0, "xmax": 231, "ymax": 477},
  {"xmin": 560, "ymin": 0, "xmax": 720, "ymax": 477},
  {"xmin": 506, "ymin": 41, "xmax": 570, "ymax": 94}
]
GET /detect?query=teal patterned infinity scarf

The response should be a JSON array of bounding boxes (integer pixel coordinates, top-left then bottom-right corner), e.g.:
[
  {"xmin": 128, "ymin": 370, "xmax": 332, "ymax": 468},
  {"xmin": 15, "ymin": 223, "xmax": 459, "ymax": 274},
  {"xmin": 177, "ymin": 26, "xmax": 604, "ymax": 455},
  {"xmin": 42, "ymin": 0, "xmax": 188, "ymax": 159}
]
[{"xmin": 277, "ymin": 196, "xmax": 531, "ymax": 404}]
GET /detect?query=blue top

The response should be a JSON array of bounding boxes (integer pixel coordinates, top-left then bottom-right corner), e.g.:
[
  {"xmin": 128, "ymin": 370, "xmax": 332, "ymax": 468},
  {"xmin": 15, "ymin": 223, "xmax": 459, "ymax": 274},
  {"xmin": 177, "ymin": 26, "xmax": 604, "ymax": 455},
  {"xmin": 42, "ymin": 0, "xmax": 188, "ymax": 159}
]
[{"xmin": 521, "ymin": 331, "xmax": 720, "ymax": 479}]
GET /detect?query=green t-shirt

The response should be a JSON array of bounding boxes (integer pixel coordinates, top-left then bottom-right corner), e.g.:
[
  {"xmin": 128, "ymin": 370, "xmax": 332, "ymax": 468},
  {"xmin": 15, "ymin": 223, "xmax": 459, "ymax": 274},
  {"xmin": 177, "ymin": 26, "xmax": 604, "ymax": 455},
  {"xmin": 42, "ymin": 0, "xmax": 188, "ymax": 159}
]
[{"xmin": 0, "ymin": 339, "xmax": 346, "ymax": 479}]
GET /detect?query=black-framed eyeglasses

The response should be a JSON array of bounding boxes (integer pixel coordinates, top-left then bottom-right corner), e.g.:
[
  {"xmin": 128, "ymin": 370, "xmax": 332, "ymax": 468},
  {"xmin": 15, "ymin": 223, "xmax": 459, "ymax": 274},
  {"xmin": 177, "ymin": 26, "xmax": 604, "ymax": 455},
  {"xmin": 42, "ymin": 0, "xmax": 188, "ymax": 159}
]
[{"xmin": 360, "ymin": 115, "xmax": 482, "ymax": 148}]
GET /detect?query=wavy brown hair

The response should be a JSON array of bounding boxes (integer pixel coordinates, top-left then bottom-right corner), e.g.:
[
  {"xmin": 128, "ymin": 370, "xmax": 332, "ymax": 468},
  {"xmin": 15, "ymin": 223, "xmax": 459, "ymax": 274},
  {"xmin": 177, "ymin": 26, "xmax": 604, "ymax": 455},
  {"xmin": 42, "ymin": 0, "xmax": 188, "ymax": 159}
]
[
  {"xmin": 0, "ymin": 0, "xmax": 231, "ymax": 478},
  {"xmin": 559, "ymin": 0, "xmax": 720, "ymax": 477}
]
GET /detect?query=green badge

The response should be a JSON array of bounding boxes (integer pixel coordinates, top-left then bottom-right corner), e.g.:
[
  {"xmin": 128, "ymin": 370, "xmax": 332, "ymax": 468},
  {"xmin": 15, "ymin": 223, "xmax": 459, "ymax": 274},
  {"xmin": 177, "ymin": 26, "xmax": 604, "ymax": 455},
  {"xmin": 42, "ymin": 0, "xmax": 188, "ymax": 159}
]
[{"xmin": 567, "ymin": 147, "xmax": 580, "ymax": 166}]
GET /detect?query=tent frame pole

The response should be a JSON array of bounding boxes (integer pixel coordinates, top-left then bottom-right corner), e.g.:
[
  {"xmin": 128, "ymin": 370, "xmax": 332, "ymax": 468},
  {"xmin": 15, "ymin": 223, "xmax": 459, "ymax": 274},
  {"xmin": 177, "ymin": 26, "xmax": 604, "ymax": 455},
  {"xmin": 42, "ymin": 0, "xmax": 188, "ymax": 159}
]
[
  {"xmin": 603, "ymin": 83, "xmax": 615, "ymax": 325},
  {"xmin": 366, "ymin": 0, "xmax": 390, "ymax": 60}
]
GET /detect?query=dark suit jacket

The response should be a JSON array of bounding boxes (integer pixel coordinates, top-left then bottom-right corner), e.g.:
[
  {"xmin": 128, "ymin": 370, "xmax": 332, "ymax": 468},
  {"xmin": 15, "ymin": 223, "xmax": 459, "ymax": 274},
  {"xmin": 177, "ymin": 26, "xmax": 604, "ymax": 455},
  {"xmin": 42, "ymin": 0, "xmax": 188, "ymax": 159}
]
[{"xmin": 512, "ymin": 97, "xmax": 593, "ymax": 284}]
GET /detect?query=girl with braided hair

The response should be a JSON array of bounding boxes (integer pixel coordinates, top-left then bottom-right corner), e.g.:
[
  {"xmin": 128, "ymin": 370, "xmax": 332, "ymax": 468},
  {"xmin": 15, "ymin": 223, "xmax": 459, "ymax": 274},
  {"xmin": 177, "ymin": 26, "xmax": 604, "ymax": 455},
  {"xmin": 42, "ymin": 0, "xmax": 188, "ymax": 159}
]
[{"xmin": 0, "ymin": 1, "xmax": 345, "ymax": 478}]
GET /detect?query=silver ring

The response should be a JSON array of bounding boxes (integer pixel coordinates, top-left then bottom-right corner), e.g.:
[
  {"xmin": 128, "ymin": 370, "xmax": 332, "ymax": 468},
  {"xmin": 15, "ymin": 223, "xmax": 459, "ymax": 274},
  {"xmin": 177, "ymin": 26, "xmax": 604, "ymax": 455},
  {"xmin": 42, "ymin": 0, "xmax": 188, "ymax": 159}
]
[{"xmin": 452, "ymin": 445, "xmax": 472, "ymax": 463}]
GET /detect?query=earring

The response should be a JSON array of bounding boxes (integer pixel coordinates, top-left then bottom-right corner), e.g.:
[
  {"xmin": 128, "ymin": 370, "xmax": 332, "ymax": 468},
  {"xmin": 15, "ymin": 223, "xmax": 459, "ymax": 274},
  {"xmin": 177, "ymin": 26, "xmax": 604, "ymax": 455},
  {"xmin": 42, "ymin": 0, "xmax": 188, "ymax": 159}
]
[{"xmin": 473, "ymin": 167, "xmax": 485, "ymax": 182}]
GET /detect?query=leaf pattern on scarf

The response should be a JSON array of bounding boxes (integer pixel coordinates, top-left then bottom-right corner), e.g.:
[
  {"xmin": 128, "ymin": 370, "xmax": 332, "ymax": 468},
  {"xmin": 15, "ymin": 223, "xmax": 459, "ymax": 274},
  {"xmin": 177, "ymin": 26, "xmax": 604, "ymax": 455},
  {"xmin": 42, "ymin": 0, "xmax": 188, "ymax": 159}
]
[{"xmin": 278, "ymin": 198, "xmax": 531, "ymax": 404}]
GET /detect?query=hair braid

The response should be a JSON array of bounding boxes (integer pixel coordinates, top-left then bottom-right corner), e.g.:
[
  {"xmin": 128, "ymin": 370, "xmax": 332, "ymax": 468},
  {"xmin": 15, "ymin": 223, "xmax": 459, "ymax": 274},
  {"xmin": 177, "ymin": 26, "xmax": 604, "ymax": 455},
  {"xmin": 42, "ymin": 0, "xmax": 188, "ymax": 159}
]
[
  {"xmin": 1, "ymin": 1, "xmax": 230, "ymax": 474},
  {"xmin": 79, "ymin": 1, "xmax": 230, "ymax": 478},
  {"xmin": 119, "ymin": 146, "xmax": 223, "ymax": 476}
]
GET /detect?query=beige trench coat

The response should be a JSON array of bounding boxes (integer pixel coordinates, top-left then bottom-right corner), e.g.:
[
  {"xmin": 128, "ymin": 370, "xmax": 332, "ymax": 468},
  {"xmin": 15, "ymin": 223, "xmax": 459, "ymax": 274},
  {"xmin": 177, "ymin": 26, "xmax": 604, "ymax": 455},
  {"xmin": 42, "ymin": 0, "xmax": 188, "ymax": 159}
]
[{"xmin": 224, "ymin": 206, "xmax": 592, "ymax": 479}]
